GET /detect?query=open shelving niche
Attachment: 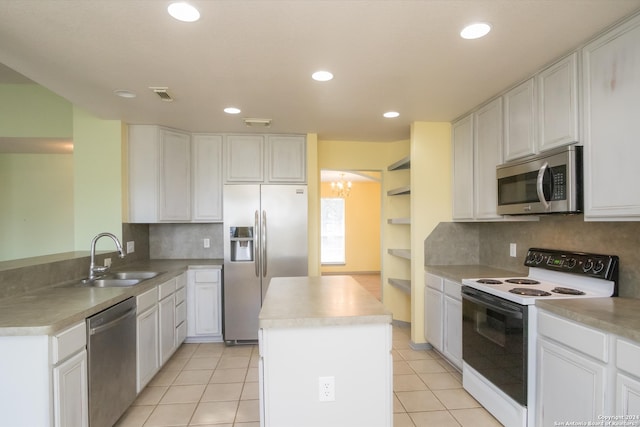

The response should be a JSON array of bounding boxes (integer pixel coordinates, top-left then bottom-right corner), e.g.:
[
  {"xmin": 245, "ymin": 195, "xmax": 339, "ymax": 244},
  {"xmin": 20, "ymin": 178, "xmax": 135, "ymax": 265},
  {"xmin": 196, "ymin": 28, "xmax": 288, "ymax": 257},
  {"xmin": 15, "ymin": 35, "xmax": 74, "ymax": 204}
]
[{"xmin": 386, "ymin": 155, "xmax": 411, "ymax": 295}]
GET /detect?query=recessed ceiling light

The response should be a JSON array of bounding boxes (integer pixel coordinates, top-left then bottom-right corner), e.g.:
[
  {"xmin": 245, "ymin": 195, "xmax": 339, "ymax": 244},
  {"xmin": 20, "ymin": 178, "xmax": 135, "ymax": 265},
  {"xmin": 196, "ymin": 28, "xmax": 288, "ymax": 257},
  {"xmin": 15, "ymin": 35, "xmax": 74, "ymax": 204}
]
[
  {"xmin": 224, "ymin": 107, "xmax": 241, "ymax": 114},
  {"xmin": 113, "ymin": 89, "xmax": 136, "ymax": 98},
  {"xmin": 312, "ymin": 70, "xmax": 334, "ymax": 82},
  {"xmin": 460, "ymin": 22, "xmax": 491, "ymax": 40},
  {"xmin": 168, "ymin": 2, "xmax": 200, "ymax": 22},
  {"xmin": 383, "ymin": 111, "xmax": 400, "ymax": 118}
]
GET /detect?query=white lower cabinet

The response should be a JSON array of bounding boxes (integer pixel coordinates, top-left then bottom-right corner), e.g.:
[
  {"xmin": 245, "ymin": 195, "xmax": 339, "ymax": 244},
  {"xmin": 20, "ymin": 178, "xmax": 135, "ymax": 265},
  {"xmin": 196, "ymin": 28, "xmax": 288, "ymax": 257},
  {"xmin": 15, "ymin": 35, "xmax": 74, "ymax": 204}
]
[
  {"xmin": 187, "ymin": 268, "xmax": 223, "ymax": 342},
  {"xmin": 536, "ymin": 309, "xmax": 640, "ymax": 423},
  {"xmin": 136, "ymin": 287, "xmax": 159, "ymax": 392},
  {"xmin": 442, "ymin": 291, "xmax": 462, "ymax": 368},
  {"xmin": 159, "ymin": 292, "xmax": 176, "ymax": 365},
  {"xmin": 52, "ymin": 322, "xmax": 88, "ymax": 427},
  {"xmin": 53, "ymin": 350, "xmax": 88, "ymax": 427},
  {"xmin": 537, "ymin": 336, "xmax": 606, "ymax": 424},
  {"xmin": 616, "ymin": 338, "xmax": 640, "ymax": 416},
  {"xmin": 423, "ymin": 272, "xmax": 462, "ymax": 369}
]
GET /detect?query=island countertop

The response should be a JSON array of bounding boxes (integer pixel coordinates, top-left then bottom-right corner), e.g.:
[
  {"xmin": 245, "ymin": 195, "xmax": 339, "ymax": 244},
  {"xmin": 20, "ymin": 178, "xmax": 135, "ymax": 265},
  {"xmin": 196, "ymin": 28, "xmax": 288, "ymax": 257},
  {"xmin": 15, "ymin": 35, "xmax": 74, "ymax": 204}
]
[{"xmin": 259, "ymin": 275, "xmax": 392, "ymax": 329}]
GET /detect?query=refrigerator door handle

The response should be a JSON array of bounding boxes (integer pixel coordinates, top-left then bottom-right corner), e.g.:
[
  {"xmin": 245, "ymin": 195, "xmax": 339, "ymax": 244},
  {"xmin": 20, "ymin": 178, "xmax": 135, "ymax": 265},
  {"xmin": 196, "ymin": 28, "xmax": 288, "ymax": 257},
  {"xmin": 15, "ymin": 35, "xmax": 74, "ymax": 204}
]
[
  {"xmin": 254, "ymin": 210, "xmax": 260, "ymax": 277},
  {"xmin": 262, "ymin": 210, "xmax": 267, "ymax": 277}
]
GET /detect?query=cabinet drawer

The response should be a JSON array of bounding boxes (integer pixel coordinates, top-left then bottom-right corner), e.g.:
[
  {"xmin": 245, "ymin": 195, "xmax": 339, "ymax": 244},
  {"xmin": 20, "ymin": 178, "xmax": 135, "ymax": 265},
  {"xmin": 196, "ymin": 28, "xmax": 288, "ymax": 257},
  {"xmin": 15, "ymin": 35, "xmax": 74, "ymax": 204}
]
[
  {"xmin": 617, "ymin": 338, "xmax": 640, "ymax": 378},
  {"xmin": 52, "ymin": 322, "xmax": 86, "ymax": 364},
  {"xmin": 175, "ymin": 287, "xmax": 186, "ymax": 304},
  {"xmin": 538, "ymin": 310, "xmax": 608, "ymax": 362},
  {"xmin": 176, "ymin": 301, "xmax": 186, "ymax": 325},
  {"xmin": 137, "ymin": 287, "xmax": 158, "ymax": 312},
  {"xmin": 425, "ymin": 273, "xmax": 444, "ymax": 292},
  {"xmin": 159, "ymin": 278, "xmax": 177, "ymax": 299},
  {"xmin": 176, "ymin": 273, "xmax": 187, "ymax": 290},
  {"xmin": 194, "ymin": 269, "xmax": 220, "ymax": 283},
  {"xmin": 443, "ymin": 279, "xmax": 461, "ymax": 300}
]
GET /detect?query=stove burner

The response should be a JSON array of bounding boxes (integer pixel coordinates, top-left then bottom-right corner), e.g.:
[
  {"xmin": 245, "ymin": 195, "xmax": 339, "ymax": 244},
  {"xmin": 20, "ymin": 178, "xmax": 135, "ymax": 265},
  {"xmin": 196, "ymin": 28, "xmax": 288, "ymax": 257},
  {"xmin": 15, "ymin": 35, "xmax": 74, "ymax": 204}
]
[
  {"xmin": 508, "ymin": 287, "xmax": 552, "ymax": 296},
  {"xmin": 505, "ymin": 278, "xmax": 540, "ymax": 285},
  {"xmin": 551, "ymin": 287, "xmax": 586, "ymax": 295},
  {"xmin": 476, "ymin": 279, "xmax": 503, "ymax": 285}
]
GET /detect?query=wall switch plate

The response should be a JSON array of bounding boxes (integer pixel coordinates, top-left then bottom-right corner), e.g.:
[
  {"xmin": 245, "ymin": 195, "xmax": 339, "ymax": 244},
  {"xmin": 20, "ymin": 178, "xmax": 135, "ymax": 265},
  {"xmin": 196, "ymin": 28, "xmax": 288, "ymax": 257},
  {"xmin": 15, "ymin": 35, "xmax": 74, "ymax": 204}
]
[
  {"xmin": 318, "ymin": 376, "xmax": 335, "ymax": 402},
  {"xmin": 126, "ymin": 241, "xmax": 135, "ymax": 254},
  {"xmin": 204, "ymin": 238, "xmax": 210, "ymax": 248},
  {"xmin": 104, "ymin": 257, "xmax": 112, "ymax": 267},
  {"xmin": 510, "ymin": 243, "xmax": 517, "ymax": 257}
]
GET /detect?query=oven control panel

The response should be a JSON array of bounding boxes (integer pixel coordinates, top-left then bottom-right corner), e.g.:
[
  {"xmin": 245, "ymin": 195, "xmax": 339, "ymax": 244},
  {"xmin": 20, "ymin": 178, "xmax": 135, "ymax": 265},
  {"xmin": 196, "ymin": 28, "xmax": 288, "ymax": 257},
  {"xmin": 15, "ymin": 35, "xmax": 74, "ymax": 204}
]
[{"xmin": 524, "ymin": 248, "xmax": 619, "ymax": 281}]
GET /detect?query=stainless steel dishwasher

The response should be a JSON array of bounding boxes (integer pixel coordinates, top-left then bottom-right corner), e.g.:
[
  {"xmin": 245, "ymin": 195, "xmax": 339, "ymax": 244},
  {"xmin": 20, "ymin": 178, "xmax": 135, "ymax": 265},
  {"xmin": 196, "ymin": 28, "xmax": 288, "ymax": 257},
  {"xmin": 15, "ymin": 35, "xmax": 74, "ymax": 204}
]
[{"xmin": 86, "ymin": 297, "xmax": 137, "ymax": 427}]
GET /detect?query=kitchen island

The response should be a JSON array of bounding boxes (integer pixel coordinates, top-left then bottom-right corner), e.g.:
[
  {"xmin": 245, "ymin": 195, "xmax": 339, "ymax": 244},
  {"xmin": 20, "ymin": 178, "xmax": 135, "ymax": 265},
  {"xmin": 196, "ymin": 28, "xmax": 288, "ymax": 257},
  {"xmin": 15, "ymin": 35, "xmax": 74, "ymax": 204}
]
[{"xmin": 258, "ymin": 275, "xmax": 393, "ymax": 427}]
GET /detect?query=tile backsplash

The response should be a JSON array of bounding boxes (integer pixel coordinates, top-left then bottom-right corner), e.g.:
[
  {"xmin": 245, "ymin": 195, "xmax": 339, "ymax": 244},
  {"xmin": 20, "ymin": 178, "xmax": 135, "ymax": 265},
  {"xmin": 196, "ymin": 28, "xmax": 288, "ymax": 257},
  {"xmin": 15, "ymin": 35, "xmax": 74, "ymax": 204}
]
[
  {"xmin": 149, "ymin": 223, "xmax": 223, "ymax": 259},
  {"xmin": 425, "ymin": 215, "xmax": 640, "ymax": 298}
]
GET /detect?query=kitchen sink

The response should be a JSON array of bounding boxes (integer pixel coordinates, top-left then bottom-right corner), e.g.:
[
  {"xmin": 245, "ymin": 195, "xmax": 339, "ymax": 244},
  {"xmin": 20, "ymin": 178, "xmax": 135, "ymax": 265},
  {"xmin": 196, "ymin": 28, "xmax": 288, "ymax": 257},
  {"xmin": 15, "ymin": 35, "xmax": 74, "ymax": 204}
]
[
  {"xmin": 89, "ymin": 278, "xmax": 141, "ymax": 287},
  {"xmin": 61, "ymin": 271, "xmax": 162, "ymax": 288},
  {"xmin": 106, "ymin": 271, "xmax": 161, "ymax": 280}
]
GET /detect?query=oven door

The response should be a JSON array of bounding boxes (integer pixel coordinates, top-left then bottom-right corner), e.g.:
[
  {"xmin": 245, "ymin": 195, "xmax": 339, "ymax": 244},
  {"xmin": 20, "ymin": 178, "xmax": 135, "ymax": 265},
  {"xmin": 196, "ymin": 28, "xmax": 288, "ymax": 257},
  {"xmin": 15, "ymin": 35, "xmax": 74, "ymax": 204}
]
[{"xmin": 462, "ymin": 286, "xmax": 528, "ymax": 406}]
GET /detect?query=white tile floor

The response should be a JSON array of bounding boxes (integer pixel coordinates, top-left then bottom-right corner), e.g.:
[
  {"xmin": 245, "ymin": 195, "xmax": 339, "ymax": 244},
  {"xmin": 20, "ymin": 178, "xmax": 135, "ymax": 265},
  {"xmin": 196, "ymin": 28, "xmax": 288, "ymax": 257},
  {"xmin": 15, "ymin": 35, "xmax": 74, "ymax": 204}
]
[{"xmin": 115, "ymin": 323, "xmax": 502, "ymax": 426}]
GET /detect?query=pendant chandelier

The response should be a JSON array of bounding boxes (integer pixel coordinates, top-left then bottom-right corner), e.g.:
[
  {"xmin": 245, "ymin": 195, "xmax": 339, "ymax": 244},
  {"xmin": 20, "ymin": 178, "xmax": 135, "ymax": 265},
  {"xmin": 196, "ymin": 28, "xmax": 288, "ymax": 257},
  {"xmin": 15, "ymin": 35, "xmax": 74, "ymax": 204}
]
[{"xmin": 331, "ymin": 173, "xmax": 352, "ymax": 198}]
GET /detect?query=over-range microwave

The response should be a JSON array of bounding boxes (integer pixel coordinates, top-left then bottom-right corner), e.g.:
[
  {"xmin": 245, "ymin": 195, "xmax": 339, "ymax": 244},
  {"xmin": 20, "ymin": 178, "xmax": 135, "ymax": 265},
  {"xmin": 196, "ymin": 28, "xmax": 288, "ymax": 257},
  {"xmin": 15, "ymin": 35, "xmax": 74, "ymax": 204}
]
[{"xmin": 496, "ymin": 145, "xmax": 582, "ymax": 215}]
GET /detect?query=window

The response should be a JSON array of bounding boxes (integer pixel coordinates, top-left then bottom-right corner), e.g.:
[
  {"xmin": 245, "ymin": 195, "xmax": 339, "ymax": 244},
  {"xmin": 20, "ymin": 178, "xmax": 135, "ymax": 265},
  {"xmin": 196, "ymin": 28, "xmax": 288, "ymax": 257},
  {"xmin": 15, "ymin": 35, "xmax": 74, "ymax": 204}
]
[{"xmin": 321, "ymin": 198, "xmax": 345, "ymax": 264}]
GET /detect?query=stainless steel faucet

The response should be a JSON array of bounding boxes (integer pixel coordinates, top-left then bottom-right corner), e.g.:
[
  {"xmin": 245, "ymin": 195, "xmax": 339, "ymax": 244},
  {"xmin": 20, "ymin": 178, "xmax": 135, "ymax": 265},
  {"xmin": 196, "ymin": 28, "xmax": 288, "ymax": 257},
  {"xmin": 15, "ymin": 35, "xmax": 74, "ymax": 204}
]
[{"xmin": 88, "ymin": 232, "xmax": 125, "ymax": 280}]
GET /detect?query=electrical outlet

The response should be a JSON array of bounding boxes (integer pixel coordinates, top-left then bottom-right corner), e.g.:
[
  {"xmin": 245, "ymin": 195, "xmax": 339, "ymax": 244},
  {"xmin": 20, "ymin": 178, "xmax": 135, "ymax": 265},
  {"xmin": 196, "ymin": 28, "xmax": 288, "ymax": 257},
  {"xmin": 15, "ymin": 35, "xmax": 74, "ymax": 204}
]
[
  {"xmin": 510, "ymin": 243, "xmax": 517, "ymax": 257},
  {"xmin": 204, "ymin": 238, "xmax": 210, "ymax": 248},
  {"xmin": 318, "ymin": 376, "xmax": 335, "ymax": 402},
  {"xmin": 104, "ymin": 257, "xmax": 112, "ymax": 267},
  {"xmin": 126, "ymin": 241, "xmax": 135, "ymax": 254}
]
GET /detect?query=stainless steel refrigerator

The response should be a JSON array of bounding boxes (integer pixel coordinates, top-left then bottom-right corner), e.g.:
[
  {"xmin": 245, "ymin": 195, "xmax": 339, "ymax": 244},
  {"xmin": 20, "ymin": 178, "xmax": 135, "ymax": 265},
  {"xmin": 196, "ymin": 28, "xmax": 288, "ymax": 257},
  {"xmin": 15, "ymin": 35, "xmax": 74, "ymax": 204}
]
[{"xmin": 223, "ymin": 184, "xmax": 308, "ymax": 343}]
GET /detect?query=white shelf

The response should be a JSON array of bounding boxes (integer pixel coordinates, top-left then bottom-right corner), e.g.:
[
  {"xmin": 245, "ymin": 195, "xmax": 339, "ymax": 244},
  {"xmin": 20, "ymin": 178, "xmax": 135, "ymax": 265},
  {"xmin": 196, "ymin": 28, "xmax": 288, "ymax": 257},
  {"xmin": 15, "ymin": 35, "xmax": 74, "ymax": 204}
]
[
  {"xmin": 388, "ymin": 278, "xmax": 411, "ymax": 294},
  {"xmin": 387, "ymin": 186, "xmax": 410, "ymax": 196},
  {"xmin": 387, "ymin": 218, "xmax": 410, "ymax": 225},
  {"xmin": 387, "ymin": 155, "xmax": 411, "ymax": 171},
  {"xmin": 387, "ymin": 249, "xmax": 411, "ymax": 260}
]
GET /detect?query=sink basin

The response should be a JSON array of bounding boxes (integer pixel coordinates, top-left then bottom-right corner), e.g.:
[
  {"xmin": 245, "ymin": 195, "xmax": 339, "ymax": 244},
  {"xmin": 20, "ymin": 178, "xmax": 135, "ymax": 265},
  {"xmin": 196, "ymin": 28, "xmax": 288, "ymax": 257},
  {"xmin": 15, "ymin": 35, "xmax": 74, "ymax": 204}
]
[
  {"xmin": 89, "ymin": 279, "xmax": 141, "ymax": 287},
  {"xmin": 107, "ymin": 271, "xmax": 161, "ymax": 280}
]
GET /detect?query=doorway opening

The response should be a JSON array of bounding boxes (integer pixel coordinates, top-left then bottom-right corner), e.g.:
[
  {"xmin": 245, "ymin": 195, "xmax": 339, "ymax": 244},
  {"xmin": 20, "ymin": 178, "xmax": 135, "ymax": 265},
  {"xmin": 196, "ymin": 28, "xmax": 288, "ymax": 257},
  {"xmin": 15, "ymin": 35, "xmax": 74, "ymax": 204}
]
[{"xmin": 320, "ymin": 169, "xmax": 382, "ymax": 300}]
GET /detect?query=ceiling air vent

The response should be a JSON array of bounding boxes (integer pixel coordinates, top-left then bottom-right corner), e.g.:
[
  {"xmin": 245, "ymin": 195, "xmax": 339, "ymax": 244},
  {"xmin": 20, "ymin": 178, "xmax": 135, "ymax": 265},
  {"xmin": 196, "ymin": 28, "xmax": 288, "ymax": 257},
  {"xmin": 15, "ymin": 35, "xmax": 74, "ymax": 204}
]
[
  {"xmin": 243, "ymin": 118, "xmax": 271, "ymax": 127},
  {"xmin": 149, "ymin": 87, "xmax": 174, "ymax": 102}
]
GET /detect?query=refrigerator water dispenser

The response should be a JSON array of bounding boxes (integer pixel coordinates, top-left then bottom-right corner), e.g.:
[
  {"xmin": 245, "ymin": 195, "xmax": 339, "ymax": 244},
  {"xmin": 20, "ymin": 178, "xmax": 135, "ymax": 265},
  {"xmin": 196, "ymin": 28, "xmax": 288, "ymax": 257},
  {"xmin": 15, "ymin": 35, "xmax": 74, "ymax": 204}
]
[{"xmin": 230, "ymin": 226, "xmax": 254, "ymax": 262}]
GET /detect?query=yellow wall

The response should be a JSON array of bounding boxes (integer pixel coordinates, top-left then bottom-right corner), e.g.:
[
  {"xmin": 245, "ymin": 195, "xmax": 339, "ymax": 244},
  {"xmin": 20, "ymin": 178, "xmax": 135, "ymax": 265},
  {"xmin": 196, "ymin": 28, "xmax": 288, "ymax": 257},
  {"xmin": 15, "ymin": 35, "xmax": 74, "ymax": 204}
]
[
  {"xmin": 320, "ymin": 181, "xmax": 381, "ymax": 274},
  {"xmin": 410, "ymin": 122, "xmax": 452, "ymax": 344}
]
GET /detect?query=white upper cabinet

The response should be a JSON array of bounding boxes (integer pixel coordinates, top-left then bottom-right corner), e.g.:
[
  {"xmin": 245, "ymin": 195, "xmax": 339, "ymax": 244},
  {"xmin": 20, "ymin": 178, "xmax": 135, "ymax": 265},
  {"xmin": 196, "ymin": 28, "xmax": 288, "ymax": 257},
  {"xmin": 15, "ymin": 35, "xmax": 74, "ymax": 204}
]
[
  {"xmin": 451, "ymin": 115, "xmax": 474, "ymax": 220},
  {"xmin": 267, "ymin": 135, "xmax": 306, "ymax": 183},
  {"xmin": 503, "ymin": 78, "xmax": 537, "ymax": 161},
  {"xmin": 159, "ymin": 129, "xmax": 191, "ymax": 221},
  {"xmin": 582, "ymin": 13, "xmax": 640, "ymax": 220},
  {"xmin": 192, "ymin": 134, "xmax": 223, "ymax": 222},
  {"xmin": 225, "ymin": 134, "xmax": 306, "ymax": 183},
  {"xmin": 128, "ymin": 126, "xmax": 224, "ymax": 223},
  {"xmin": 225, "ymin": 135, "xmax": 265, "ymax": 182},
  {"xmin": 129, "ymin": 125, "xmax": 191, "ymax": 222},
  {"xmin": 452, "ymin": 97, "xmax": 503, "ymax": 221},
  {"xmin": 538, "ymin": 53, "xmax": 579, "ymax": 152},
  {"xmin": 474, "ymin": 98, "xmax": 503, "ymax": 220}
]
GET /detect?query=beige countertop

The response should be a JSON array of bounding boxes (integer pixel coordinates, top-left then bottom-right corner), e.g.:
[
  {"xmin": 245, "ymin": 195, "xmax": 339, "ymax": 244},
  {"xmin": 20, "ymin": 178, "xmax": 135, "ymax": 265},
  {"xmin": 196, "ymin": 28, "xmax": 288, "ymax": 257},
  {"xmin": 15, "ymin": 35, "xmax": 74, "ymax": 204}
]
[
  {"xmin": 537, "ymin": 297, "xmax": 640, "ymax": 343},
  {"xmin": 259, "ymin": 275, "xmax": 392, "ymax": 329},
  {"xmin": 425, "ymin": 264, "xmax": 525, "ymax": 283},
  {"xmin": 0, "ymin": 259, "xmax": 222, "ymax": 337}
]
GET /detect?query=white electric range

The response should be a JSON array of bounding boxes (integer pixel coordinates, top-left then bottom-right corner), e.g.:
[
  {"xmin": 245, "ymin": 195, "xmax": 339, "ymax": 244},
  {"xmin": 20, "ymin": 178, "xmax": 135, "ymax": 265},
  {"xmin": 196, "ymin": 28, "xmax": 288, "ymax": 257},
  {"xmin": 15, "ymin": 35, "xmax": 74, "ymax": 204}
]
[{"xmin": 460, "ymin": 248, "xmax": 619, "ymax": 427}]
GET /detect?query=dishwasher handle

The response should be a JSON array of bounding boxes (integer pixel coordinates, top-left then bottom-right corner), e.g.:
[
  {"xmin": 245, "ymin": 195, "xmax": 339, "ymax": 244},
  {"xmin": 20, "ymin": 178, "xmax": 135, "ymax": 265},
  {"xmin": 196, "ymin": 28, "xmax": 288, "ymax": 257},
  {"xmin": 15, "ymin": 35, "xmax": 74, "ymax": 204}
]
[{"xmin": 88, "ymin": 306, "xmax": 136, "ymax": 336}]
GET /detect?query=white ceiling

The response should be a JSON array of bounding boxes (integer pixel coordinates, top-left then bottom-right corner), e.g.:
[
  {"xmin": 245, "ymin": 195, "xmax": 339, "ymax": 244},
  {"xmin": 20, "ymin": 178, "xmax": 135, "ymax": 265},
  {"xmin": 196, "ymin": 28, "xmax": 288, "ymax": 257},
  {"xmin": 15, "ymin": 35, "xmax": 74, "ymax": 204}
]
[{"xmin": 1, "ymin": 0, "xmax": 639, "ymax": 142}]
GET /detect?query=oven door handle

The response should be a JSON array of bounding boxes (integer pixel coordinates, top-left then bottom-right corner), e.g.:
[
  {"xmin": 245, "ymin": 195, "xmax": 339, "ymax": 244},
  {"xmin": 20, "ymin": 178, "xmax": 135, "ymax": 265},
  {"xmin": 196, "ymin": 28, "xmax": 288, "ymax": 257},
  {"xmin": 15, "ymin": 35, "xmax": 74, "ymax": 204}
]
[{"xmin": 462, "ymin": 292, "xmax": 524, "ymax": 319}]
